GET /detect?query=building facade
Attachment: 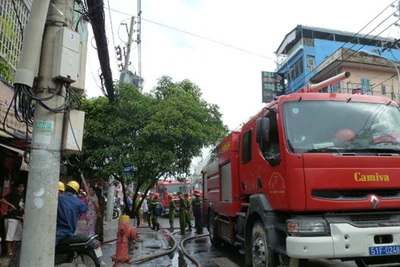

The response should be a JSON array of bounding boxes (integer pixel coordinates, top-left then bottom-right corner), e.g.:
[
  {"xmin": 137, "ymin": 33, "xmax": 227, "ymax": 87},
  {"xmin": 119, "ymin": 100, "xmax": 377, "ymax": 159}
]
[{"xmin": 275, "ymin": 25, "xmax": 400, "ymax": 97}]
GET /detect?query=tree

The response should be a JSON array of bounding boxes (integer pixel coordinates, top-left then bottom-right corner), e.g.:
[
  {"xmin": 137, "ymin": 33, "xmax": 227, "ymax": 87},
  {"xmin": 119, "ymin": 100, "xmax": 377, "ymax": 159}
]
[{"xmin": 75, "ymin": 77, "xmax": 228, "ymax": 217}]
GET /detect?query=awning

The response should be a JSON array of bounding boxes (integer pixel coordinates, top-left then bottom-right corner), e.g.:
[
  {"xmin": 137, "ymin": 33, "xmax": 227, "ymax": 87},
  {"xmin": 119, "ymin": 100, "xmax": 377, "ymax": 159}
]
[
  {"xmin": 0, "ymin": 143, "xmax": 29, "ymax": 171},
  {"xmin": 0, "ymin": 143, "xmax": 24, "ymax": 155},
  {"xmin": 0, "ymin": 130, "xmax": 13, "ymax": 138}
]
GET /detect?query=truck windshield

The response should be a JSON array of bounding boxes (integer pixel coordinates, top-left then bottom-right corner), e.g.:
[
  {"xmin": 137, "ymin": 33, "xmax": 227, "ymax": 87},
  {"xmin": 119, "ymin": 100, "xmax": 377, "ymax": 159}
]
[
  {"xmin": 282, "ymin": 100, "xmax": 400, "ymax": 153},
  {"xmin": 158, "ymin": 184, "xmax": 190, "ymax": 195}
]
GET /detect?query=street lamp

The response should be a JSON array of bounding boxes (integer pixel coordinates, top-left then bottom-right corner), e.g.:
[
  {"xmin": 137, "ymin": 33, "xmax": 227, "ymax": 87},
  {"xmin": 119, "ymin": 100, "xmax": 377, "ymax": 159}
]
[{"xmin": 357, "ymin": 49, "xmax": 400, "ymax": 99}]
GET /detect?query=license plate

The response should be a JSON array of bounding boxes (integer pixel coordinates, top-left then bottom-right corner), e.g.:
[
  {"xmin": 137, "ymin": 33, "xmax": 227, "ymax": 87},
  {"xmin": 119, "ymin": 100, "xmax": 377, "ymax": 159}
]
[
  {"xmin": 369, "ymin": 245, "xmax": 400, "ymax": 256},
  {"xmin": 94, "ymin": 247, "xmax": 103, "ymax": 258}
]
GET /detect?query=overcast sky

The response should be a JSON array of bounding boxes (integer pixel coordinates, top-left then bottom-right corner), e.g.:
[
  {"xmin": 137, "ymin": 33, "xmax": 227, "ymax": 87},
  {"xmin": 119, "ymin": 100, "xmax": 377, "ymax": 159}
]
[{"xmin": 85, "ymin": 0, "xmax": 399, "ymax": 164}]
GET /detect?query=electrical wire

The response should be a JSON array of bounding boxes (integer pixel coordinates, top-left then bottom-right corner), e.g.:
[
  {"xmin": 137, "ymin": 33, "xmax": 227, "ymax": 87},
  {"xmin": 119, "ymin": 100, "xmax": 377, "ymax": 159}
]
[
  {"xmin": 106, "ymin": 0, "xmax": 120, "ymax": 73},
  {"xmin": 84, "ymin": 0, "xmax": 115, "ymax": 102},
  {"xmin": 107, "ymin": 7, "xmax": 277, "ymax": 62},
  {"xmin": 289, "ymin": 6, "xmax": 400, "ymax": 91}
]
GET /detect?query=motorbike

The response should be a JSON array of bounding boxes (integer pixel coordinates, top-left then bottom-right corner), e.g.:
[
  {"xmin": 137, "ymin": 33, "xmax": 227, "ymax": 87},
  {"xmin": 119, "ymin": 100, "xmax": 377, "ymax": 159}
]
[
  {"xmin": 10, "ymin": 234, "xmax": 103, "ymax": 267},
  {"xmin": 113, "ymin": 204, "xmax": 121, "ymax": 219},
  {"xmin": 55, "ymin": 234, "xmax": 103, "ymax": 266}
]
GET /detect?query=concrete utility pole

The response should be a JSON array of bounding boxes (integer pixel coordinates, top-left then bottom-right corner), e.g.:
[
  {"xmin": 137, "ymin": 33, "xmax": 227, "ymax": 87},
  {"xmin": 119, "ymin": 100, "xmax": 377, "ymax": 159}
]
[
  {"xmin": 105, "ymin": 177, "xmax": 116, "ymax": 221},
  {"xmin": 19, "ymin": 0, "xmax": 73, "ymax": 265},
  {"xmin": 137, "ymin": 0, "xmax": 142, "ymax": 77},
  {"xmin": 123, "ymin": 17, "xmax": 135, "ymax": 71}
]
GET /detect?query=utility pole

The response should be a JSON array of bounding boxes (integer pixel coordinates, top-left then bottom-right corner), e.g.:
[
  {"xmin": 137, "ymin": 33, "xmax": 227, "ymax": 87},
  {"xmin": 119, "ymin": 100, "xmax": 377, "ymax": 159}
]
[
  {"xmin": 137, "ymin": 0, "xmax": 142, "ymax": 78},
  {"xmin": 18, "ymin": 0, "xmax": 74, "ymax": 265},
  {"xmin": 123, "ymin": 17, "xmax": 135, "ymax": 71},
  {"xmin": 105, "ymin": 177, "xmax": 116, "ymax": 221}
]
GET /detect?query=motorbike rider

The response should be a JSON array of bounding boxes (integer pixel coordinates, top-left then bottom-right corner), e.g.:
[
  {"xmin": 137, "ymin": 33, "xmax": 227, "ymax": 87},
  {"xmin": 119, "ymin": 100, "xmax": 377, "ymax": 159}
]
[
  {"xmin": 56, "ymin": 181, "xmax": 88, "ymax": 245},
  {"xmin": 58, "ymin": 181, "xmax": 65, "ymax": 195}
]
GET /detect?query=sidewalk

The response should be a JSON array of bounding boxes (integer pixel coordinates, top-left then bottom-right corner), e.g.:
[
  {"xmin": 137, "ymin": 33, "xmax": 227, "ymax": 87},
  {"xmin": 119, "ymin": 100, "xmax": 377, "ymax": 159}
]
[
  {"xmin": 0, "ymin": 217, "xmax": 174, "ymax": 267},
  {"xmin": 98, "ymin": 218, "xmax": 174, "ymax": 267}
]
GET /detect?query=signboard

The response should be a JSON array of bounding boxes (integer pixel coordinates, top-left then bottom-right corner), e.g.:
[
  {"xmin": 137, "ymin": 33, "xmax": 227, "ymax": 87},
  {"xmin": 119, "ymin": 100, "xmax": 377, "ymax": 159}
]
[{"xmin": 261, "ymin": 72, "xmax": 285, "ymax": 103}]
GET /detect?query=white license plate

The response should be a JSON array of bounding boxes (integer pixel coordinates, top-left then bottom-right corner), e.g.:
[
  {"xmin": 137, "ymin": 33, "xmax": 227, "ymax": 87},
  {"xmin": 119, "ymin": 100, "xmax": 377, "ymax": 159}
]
[
  {"xmin": 369, "ymin": 245, "xmax": 400, "ymax": 256},
  {"xmin": 94, "ymin": 247, "xmax": 103, "ymax": 258}
]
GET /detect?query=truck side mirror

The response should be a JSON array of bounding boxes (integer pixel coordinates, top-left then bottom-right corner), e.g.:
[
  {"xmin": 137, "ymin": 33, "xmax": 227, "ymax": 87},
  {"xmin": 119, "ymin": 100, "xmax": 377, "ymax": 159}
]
[{"xmin": 256, "ymin": 117, "xmax": 270, "ymax": 144}]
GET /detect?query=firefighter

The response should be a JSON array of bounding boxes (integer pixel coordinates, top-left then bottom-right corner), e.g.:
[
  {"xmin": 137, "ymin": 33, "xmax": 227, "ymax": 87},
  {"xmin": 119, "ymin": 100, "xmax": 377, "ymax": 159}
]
[
  {"xmin": 178, "ymin": 192, "xmax": 187, "ymax": 234},
  {"xmin": 134, "ymin": 192, "xmax": 142, "ymax": 227},
  {"xmin": 168, "ymin": 193, "xmax": 175, "ymax": 232},
  {"xmin": 151, "ymin": 193, "xmax": 162, "ymax": 230},
  {"xmin": 147, "ymin": 191, "xmax": 154, "ymax": 228},
  {"xmin": 192, "ymin": 189, "xmax": 203, "ymax": 234},
  {"xmin": 184, "ymin": 193, "xmax": 192, "ymax": 231}
]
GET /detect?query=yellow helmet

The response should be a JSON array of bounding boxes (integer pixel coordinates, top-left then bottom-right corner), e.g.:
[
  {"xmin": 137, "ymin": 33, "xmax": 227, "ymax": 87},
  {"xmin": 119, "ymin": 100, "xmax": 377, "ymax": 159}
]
[
  {"xmin": 58, "ymin": 181, "xmax": 65, "ymax": 192},
  {"xmin": 67, "ymin": 181, "xmax": 79, "ymax": 193}
]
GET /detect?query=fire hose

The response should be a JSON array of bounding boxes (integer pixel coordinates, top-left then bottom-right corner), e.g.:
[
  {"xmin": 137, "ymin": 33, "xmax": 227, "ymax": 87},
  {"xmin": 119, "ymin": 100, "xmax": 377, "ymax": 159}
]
[
  {"xmin": 128, "ymin": 230, "xmax": 178, "ymax": 264},
  {"xmin": 179, "ymin": 233, "xmax": 209, "ymax": 267}
]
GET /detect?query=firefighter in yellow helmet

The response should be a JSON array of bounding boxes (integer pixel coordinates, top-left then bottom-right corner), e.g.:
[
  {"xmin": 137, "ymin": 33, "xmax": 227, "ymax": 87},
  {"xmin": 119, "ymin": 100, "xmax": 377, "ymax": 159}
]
[
  {"xmin": 56, "ymin": 181, "xmax": 88, "ymax": 245},
  {"xmin": 58, "ymin": 181, "xmax": 65, "ymax": 195}
]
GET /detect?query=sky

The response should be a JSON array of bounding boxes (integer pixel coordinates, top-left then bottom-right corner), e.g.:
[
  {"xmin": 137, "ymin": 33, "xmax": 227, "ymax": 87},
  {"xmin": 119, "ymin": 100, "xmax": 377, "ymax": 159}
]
[{"xmin": 84, "ymin": 0, "xmax": 400, "ymax": 167}]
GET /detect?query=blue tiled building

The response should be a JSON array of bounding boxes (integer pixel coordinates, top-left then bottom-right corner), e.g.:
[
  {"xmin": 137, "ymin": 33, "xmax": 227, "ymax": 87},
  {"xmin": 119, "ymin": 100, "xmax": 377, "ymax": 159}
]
[{"xmin": 275, "ymin": 25, "xmax": 400, "ymax": 94}]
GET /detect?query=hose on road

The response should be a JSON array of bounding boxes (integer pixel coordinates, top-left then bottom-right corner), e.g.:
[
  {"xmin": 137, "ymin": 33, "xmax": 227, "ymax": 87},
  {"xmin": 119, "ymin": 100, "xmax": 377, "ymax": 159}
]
[{"xmin": 179, "ymin": 233, "xmax": 209, "ymax": 267}]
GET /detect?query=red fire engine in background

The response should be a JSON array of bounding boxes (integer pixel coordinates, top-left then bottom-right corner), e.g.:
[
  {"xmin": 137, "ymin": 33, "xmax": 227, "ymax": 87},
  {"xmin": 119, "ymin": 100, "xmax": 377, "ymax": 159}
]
[
  {"xmin": 202, "ymin": 72, "xmax": 400, "ymax": 267},
  {"xmin": 156, "ymin": 180, "xmax": 191, "ymax": 216}
]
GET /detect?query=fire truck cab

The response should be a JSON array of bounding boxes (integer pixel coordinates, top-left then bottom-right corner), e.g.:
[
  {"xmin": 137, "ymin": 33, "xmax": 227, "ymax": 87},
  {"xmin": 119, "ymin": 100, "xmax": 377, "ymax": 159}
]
[{"xmin": 202, "ymin": 72, "xmax": 400, "ymax": 267}]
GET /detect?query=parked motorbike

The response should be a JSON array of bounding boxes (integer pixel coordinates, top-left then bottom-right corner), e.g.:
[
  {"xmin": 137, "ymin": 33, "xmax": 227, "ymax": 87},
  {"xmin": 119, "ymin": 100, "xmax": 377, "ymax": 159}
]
[
  {"xmin": 55, "ymin": 234, "xmax": 103, "ymax": 266},
  {"xmin": 113, "ymin": 205, "xmax": 121, "ymax": 219}
]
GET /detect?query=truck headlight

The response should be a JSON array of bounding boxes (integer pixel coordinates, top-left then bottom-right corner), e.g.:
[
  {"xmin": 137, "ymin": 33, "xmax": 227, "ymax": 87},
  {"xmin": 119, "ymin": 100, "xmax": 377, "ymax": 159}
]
[{"xmin": 287, "ymin": 219, "xmax": 329, "ymax": 236}]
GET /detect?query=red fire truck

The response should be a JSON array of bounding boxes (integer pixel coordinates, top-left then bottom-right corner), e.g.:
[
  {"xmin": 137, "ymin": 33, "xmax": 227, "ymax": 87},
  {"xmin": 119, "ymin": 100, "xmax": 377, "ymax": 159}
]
[
  {"xmin": 156, "ymin": 180, "xmax": 191, "ymax": 216},
  {"xmin": 202, "ymin": 72, "xmax": 400, "ymax": 267}
]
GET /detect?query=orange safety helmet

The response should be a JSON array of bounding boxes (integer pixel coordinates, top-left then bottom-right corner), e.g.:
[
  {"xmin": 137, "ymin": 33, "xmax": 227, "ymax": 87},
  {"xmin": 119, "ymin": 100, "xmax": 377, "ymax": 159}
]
[
  {"xmin": 154, "ymin": 193, "xmax": 160, "ymax": 198},
  {"xmin": 333, "ymin": 129, "xmax": 355, "ymax": 146},
  {"xmin": 193, "ymin": 189, "xmax": 201, "ymax": 196},
  {"xmin": 167, "ymin": 193, "xmax": 173, "ymax": 198}
]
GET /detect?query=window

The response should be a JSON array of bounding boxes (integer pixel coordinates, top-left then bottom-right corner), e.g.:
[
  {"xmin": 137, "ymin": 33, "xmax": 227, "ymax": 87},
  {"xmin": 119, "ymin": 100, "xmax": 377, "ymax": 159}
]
[
  {"xmin": 287, "ymin": 57, "xmax": 304, "ymax": 82},
  {"xmin": 382, "ymin": 84, "xmax": 386, "ymax": 95},
  {"xmin": 361, "ymin": 78, "xmax": 371, "ymax": 93},
  {"xmin": 307, "ymin": 55, "xmax": 315, "ymax": 72},
  {"xmin": 242, "ymin": 129, "xmax": 252, "ymax": 164}
]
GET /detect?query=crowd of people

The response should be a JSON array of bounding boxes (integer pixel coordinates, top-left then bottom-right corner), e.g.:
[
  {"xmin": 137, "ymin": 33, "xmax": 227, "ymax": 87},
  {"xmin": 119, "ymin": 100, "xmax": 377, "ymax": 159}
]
[
  {"xmin": 0, "ymin": 179, "xmax": 204, "ymax": 259},
  {"xmin": 130, "ymin": 189, "xmax": 204, "ymax": 235}
]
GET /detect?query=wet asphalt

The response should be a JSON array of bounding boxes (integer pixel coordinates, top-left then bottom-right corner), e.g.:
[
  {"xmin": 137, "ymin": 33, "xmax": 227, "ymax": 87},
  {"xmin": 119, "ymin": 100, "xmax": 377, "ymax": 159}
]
[{"xmin": 79, "ymin": 217, "xmax": 364, "ymax": 267}]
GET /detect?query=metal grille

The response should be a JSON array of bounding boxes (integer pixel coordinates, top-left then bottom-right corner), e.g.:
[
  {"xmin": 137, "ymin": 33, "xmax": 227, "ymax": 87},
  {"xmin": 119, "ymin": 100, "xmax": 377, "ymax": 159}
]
[
  {"xmin": 312, "ymin": 189, "xmax": 400, "ymax": 200},
  {"xmin": 0, "ymin": 0, "xmax": 30, "ymax": 69}
]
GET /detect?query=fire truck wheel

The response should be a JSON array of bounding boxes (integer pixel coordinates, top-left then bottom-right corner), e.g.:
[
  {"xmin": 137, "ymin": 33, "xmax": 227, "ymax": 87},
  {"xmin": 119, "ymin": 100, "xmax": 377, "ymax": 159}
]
[
  {"xmin": 208, "ymin": 210, "xmax": 222, "ymax": 248},
  {"xmin": 251, "ymin": 221, "xmax": 278, "ymax": 267}
]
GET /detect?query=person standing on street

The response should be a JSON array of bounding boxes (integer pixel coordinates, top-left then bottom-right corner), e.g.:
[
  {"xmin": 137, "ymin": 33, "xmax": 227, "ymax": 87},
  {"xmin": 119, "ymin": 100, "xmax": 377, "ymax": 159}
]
[
  {"xmin": 184, "ymin": 193, "xmax": 192, "ymax": 232},
  {"xmin": 168, "ymin": 193, "xmax": 175, "ymax": 232},
  {"xmin": 142, "ymin": 193, "xmax": 148, "ymax": 225},
  {"xmin": 150, "ymin": 193, "xmax": 162, "ymax": 230},
  {"xmin": 56, "ymin": 181, "xmax": 88, "ymax": 245},
  {"xmin": 192, "ymin": 189, "xmax": 203, "ymax": 234},
  {"xmin": 0, "ymin": 181, "xmax": 25, "ymax": 256},
  {"xmin": 147, "ymin": 191, "xmax": 154, "ymax": 228},
  {"xmin": 95, "ymin": 187, "xmax": 105, "ymax": 242},
  {"xmin": 134, "ymin": 192, "xmax": 142, "ymax": 227},
  {"xmin": 86, "ymin": 185, "xmax": 99, "ymax": 235},
  {"xmin": 178, "ymin": 192, "xmax": 187, "ymax": 235}
]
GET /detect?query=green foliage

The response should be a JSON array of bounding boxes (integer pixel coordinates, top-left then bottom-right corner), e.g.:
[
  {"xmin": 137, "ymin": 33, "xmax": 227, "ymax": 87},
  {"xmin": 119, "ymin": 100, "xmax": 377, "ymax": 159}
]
[
  {"xmin": 75, "ymin": 78, "xmax": 228, "ymax": 198},
  {"xmin": 0, "ymin": 60, "xmax": 14, "ymax": 82}
]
